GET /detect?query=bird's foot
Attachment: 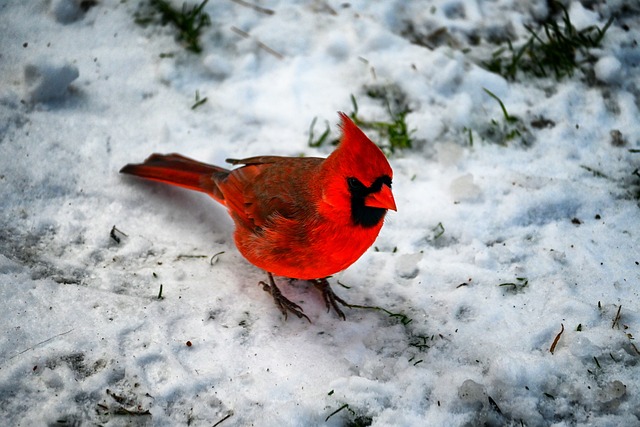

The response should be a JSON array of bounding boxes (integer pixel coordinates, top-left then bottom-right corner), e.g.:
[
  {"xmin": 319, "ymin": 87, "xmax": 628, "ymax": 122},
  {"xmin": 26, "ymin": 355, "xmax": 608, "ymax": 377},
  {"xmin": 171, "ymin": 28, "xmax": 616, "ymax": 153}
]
[
  {"xmin": 260, "ymin": 273, "xmax": 311, "ymax": 322},
  {"xmin": 311, "ymin": 278, "xmax": 351, "ymax": 321}
]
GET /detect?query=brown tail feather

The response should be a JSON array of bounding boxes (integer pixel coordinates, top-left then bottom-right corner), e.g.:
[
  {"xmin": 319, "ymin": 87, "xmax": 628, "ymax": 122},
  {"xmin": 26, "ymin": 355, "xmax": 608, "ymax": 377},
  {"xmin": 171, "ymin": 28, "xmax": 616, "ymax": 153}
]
[{"xmin": 120, "ymin": 153, "xmax": 228, "ymax": 204}]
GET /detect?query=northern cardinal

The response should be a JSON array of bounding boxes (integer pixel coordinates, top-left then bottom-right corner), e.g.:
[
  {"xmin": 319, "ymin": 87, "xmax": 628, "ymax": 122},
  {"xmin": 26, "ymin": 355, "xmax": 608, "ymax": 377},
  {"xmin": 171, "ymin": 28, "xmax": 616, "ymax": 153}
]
[{"xmin": 120, "ymin": 113, "xmax": 396, "ymax": 320}]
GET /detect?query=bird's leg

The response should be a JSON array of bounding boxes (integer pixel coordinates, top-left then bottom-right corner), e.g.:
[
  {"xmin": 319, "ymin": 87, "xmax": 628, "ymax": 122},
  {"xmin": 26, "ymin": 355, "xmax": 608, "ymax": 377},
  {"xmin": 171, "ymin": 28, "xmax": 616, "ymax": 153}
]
[
  {"xmin": 260, "ymin": 272, "xmax": 310, "ymax": 322},
  {"xmin": 312, "ymin": 278, "xmax": 351, "ymax": 321}
]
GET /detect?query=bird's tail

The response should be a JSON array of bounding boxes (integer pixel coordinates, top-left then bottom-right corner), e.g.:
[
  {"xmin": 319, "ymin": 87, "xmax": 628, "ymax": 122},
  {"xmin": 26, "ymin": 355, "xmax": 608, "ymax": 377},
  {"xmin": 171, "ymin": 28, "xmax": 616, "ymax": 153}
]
[{"xmin": 120, "ymin": 153, "xmax": 228, "ymax": 204}]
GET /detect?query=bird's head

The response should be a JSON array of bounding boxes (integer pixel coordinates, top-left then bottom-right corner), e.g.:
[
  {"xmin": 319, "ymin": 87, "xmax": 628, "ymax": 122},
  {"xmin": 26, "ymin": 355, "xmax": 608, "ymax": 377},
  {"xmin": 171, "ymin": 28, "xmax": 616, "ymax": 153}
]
[{"xmin": 320, "ymin": 112, "xmax": 396, "ymax": 228}]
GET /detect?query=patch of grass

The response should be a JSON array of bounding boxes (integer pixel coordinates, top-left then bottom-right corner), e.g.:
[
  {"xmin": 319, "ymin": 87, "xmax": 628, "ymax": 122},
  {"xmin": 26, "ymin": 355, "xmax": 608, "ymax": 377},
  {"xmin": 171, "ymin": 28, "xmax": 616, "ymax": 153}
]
[
  {"xmin": 483, "ymin": 88, "xmax": 518, "ymax": 124},
  {"xmin": 477, "ymin": 88, "xmax": 531, "ymax": 146},
  {"xmin": 97, "ymin": 388, "xmax": 152, "ymax": 419},
  {"xmin": 308, "ymin": 117, "xmax": 332, "ymax": 148},
  {"xmin": 409, "ymin": 335, "xmax": 433, "ymax": 351},
  {"xmin": 482, "ymin": 2, "xmax": 613, "ymax": 81},
  {"xmin": 499, "ymin": 277, "xmax": 529, "ymax": 293},
  {"xmin": 463, "ymin": 126, "xmax": 474, "ymax": 146},
  {"xmin": 135, "ymin": 0, "xmax": 211, "ymax": 54},
  {"xmin": 350, "ymin": 304, "xmax": 413, "ymax": 325},
  {"xmin": 580, "ymin": 165, "xmax": 610, "ymax": 179},
  {"xmin": 431, "ymin": 222, "xmax": 445, "ymax": 240},
  {"xmin": 309, "ymin": 85, "xmax": 416, "ymax": 154},
  {"xmin": 350, "ymin": 88, "xmax": 415, "ymax": 154},
  {"xmin": 324, "ymin": 402, "xmax": 373, "ymax": 426},
  {"xmin": 191, "ymin": 90, "xmax": 208, "ymax": 109},
  {"xmin": 349, "ymin": 302, "xmax": 444, "ymax": 365}
]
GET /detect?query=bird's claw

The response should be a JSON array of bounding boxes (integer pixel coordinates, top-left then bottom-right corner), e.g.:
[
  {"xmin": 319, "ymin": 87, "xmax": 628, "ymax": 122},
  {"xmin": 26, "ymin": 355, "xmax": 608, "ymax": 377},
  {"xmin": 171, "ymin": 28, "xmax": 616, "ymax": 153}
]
[
  {"xmin": 261, "ymin": 274, "xmax": 351, "ymax": 321},
  {"xmin": 260, "ymin": 273, "xmax": 311, "ymax": 322},
  {"xmin": 312, "ymin": 278, "xmax": 351, "ymax": 321}
]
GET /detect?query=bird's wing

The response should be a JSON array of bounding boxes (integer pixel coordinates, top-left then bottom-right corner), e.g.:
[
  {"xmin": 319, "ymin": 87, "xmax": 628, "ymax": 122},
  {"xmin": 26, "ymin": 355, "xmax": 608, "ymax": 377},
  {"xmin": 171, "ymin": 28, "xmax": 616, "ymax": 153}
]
[{"xmin": 220, "ymin": 156, "xmax": 323, "ymax": 230}]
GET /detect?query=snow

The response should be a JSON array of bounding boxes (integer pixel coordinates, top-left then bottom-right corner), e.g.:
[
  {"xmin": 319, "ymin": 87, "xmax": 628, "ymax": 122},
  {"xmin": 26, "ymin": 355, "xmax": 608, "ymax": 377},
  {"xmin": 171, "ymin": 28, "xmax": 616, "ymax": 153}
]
[
  {"xmin": 567, "ymin": 1, "xmax": 600, "ymax": 31},
  {"xmin": 594, "ymin": 56, "xmax": 622, "ymax": 84},
  {"xmin": 1, "ymin": 0, "xmax": 639, "ymax": 426},
  {"xmin": 23, "ymin": 59, "xmax": 80, "ymax": 102}
]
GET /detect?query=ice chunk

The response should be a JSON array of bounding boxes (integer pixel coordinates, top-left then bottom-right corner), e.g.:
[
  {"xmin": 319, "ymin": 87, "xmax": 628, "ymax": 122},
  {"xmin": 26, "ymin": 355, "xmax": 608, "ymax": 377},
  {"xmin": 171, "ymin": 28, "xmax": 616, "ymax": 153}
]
[
  {"xmin": 450, "ymin": 173, "xmax": 482, "ymax": 202},
  {"xmin": 203, "ymin": 54, "xmax": 233, "ymax": 79},
  {"xmin": 459, "ymin": 379, "xmax": 487, "ymax": 404},
  {"xmin": 607, "ymin": 381, "xmax": 626, "ymax": 400},
  {"xmin": 568, "ymin": 1, "xmax": 599, "ymax": 30},
  {"xmin": 597, "ymin": 380, "xmax": 626, "ymax": 403},
  {"xmin": 594, "ymin": 56, "xmax": 622, "ymax": 84},
  {"xmin": 395, "ymin": 253, "xmax": 422, "ymax": 279},
  {"xmin": 24, "ymin": 60, "xmax": 79, "ymax": 103},
  {"xmin": 50, "ymin": 0, "xmax": 82, "ymax": 24},
  {"xmin": 435, "ymin": 142, "xmax": 464, "ymax": 166}
]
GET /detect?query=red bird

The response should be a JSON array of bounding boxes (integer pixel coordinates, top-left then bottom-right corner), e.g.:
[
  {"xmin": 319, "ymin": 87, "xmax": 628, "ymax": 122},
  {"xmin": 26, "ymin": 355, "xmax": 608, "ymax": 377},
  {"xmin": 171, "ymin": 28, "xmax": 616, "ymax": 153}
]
[{"xmin": 120, "ymin": 113, "xmax": 396, "ymax": 320}]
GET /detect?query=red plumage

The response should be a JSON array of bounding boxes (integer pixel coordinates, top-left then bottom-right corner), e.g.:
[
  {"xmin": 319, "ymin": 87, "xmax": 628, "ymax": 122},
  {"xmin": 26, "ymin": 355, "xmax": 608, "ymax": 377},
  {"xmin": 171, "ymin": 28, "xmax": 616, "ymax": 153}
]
[{"xmin": 120, "ymin": 113, "xmax": 396, "ymax": 319}]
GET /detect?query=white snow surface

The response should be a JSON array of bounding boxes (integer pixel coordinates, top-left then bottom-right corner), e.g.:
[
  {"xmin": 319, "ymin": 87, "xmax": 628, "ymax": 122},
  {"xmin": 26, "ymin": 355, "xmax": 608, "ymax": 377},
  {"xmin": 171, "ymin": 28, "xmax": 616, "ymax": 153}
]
[{"xmin": 1, "ymin": 1, "xmax": 639, "ymax": 426}]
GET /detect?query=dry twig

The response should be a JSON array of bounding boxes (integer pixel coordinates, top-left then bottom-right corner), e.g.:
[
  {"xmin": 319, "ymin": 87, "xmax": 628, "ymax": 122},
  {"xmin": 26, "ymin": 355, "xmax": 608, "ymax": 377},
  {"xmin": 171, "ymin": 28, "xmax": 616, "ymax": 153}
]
[{"xmin": 550, "ymin": 323, "xmax": 564, "ymax": 354}]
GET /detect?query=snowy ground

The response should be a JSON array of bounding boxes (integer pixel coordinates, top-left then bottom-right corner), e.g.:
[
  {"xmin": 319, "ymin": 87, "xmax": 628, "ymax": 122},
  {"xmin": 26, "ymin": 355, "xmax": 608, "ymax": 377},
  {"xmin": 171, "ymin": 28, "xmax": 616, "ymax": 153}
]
[{"xmin": 1, "ymin": 0, "xmax": 639, "ymax": 426}]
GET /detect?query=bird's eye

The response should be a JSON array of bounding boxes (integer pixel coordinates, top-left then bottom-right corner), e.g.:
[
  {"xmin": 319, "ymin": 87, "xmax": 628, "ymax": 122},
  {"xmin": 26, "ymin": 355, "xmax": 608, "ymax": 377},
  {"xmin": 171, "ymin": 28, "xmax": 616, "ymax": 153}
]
[{"xmin": 347, "ymin": 177, "xmax": 365, "ymax": 192}]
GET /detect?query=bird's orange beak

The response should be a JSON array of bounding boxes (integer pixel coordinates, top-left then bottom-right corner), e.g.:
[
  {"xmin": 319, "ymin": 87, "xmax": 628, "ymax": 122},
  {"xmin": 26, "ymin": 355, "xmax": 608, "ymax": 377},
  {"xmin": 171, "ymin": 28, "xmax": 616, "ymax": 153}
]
[{"xmin": 365, "ymin": 184, "xmax": 397, "ymax": 211}]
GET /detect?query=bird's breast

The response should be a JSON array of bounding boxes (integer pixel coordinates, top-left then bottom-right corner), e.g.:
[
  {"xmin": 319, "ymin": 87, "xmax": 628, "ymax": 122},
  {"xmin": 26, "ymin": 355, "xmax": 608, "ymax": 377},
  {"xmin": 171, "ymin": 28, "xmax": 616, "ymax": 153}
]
[{"xmin": 232, "ymin": 212, "xmax": 385, "ymax": 280}]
